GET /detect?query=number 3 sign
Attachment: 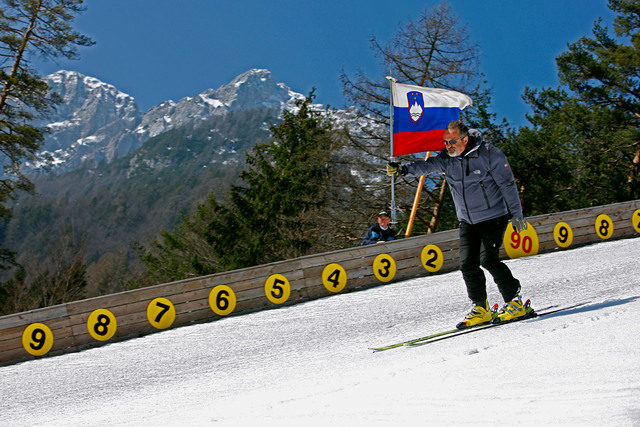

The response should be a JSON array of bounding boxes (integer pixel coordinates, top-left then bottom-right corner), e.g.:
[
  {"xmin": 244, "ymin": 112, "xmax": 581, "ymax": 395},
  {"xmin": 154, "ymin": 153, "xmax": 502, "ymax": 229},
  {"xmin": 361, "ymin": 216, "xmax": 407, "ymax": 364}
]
[{"xmin": 503, "ymin": 220, "xmax": 539, "ymax": 259}]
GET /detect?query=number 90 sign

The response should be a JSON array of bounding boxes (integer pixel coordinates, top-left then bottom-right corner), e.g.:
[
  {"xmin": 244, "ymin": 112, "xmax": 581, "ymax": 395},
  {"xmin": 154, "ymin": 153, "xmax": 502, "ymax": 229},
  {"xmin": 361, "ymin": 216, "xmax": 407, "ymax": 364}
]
[{"xmin": 503, "ymin": 221, "xmax": 539, "ymax": 259}]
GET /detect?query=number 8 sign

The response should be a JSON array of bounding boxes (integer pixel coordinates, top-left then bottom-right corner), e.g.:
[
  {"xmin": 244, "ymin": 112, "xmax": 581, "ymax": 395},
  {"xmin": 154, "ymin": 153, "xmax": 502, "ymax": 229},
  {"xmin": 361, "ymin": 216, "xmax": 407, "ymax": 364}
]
[
  {"xmin": 87, "ymin": 309, "xmax": 117, "ymax": 341},
  {"xmin": 595, "ymin": 214, "xmax": 614, "ymax": 239},
  {"xmin": 503, "ymin": 220, "xmax": 539, "ymax": 259}
]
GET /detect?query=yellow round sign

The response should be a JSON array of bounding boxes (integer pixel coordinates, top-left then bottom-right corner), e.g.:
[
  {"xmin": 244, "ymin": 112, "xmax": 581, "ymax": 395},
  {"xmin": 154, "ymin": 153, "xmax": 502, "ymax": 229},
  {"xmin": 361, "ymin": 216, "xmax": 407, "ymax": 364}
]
[
  {"xmin": 595, "ymin": 214, "xmax": 614, "ymax": 239},
  {"xmin": 322, "ymin": 263, "xmax": 347, "ymax": 293},
  {"xmin": 373, "ymin": 253, "xmax": 396, "ymax": 282},
  {"xmin": 503, "ymin": 221, "xmax": 539, "ymax": 259},
  {"xmin": 553, "ymin": 222, "xmax": 573, "ymax": 248},
  {"xmin": 632, "ymin": 209, "xmax": 640, "ymax": 234},
  {"xmin": 22, "ymin": 323, "xmax": 54, "ymax": 357},
  {"xmin": 421, "ymin": 244, "xmax": 444, "ymax": 273},
  {"xmin": 87, "ymin": 308, "xmax": 117, "ymax": 341},
  {"xmin": 265, "ymin": 274, "xmax": 291, "ymax": 304},
  {"xmin": 147, "ymin": 297, "xmax": 176, "ymax": 329},
  {"xmin": 209, "ymin": 285, "xmax": 237, "ymax": 316}
]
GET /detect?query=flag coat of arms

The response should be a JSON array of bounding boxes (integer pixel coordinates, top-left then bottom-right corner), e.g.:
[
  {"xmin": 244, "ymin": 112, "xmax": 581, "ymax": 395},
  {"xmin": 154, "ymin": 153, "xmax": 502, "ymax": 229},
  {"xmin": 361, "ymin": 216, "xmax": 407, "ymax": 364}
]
[{"xmin": 391, "ymin": 82, "xmax": 472, "ymax": 156}]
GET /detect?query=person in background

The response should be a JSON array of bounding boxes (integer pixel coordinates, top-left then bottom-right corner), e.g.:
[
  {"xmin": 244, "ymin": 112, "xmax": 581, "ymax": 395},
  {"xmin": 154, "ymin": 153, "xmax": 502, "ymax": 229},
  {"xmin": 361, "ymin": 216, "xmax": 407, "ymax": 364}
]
[
  {"xmin": 361, "ymin": 211, "xmax": 397, "ymax": 245},
  {"xmin": 386, "ymin": 120, "xmax": 528, "ymax": 328}
]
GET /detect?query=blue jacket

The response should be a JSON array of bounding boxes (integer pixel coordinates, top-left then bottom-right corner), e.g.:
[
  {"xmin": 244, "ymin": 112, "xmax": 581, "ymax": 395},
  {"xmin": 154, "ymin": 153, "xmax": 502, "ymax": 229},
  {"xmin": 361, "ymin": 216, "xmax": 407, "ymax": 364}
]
[
  {"xmin": 403, "ymin": 130, "xmax": 523, "ymax": 224},
  {"xmin": 361, "ymin": 223, "xmax": 396, "ymax": 245}
]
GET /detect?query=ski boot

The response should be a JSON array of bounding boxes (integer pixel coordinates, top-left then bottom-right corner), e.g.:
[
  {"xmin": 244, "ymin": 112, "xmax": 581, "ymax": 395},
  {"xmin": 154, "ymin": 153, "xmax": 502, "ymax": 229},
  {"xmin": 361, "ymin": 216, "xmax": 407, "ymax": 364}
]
[
  {"xmin": 456, "ymin": 300, "xmax": 498, "ymax": 330},
  {"xmin": 492, "ymin": 295, "xmax": 534, "ymax": 324}
]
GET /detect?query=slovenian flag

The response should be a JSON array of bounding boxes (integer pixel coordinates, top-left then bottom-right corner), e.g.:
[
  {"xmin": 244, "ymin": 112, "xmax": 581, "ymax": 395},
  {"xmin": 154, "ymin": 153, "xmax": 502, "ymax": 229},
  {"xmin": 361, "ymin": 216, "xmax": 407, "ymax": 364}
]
[{"xmin": 391, "ymin": 82, "xmax": 472, "ymax": 157}]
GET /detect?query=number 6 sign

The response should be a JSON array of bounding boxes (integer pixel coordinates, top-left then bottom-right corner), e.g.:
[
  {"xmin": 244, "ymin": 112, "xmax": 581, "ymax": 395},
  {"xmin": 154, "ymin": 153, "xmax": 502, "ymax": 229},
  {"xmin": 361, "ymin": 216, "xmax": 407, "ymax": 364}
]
[
  {"xmin": 503, "ymin": 220, "xmax": 539, "ymax": 259},
  {"xmin": 209, "ymin": 285, "xmax": 237, "ymax": 316}
]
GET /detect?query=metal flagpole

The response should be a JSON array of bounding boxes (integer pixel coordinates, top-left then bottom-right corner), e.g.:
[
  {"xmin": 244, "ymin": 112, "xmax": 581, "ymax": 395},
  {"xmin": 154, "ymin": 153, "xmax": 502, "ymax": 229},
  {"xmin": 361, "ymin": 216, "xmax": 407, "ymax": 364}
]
[{"xmin": 386, "ymin": 76, "xmax": 397, "ymax": 224}]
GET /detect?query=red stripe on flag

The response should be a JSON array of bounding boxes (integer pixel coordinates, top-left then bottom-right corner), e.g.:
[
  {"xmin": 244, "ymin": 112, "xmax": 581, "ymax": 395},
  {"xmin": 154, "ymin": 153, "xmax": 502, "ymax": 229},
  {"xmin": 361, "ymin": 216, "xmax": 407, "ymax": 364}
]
[{"xmin": 393, "ymin": 129, "xmax": 445, "ymax": 156}]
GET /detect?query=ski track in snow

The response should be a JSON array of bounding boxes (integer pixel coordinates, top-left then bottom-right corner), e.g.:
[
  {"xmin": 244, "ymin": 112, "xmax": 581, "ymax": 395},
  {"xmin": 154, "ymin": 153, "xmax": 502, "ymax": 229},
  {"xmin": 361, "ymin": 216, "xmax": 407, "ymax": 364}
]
[{"xmin": 1, "ymin": 237, "xmax": 639, "ymax": 426}]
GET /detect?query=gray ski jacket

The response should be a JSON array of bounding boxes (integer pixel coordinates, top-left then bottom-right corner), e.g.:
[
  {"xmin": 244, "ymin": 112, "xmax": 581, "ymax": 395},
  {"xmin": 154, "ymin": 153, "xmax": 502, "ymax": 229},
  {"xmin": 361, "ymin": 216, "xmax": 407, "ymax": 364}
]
[{"xmin": 403, "ymin": 130, "xmax": 523, "ymax": 224}]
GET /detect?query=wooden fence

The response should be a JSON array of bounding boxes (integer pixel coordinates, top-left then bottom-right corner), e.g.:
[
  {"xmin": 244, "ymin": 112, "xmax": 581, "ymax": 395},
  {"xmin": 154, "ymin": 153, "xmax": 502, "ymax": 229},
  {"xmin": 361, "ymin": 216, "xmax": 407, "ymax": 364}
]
[{"xmin": 1, "ymin": 199, "xmax": 639, "ymax": 366}]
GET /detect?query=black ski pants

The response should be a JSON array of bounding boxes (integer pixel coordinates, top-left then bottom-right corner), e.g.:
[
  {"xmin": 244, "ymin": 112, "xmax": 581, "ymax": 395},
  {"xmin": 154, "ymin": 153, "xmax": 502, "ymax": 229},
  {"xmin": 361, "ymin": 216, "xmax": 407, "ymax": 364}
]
[{"xmin": 458, "ymin": 215, "xmax": 521, "ymax": 306}]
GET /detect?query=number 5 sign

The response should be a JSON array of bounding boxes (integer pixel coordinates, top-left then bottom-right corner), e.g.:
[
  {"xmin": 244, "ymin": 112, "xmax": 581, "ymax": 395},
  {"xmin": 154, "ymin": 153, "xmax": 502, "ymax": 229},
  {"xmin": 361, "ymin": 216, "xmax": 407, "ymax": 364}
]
[{"xmin": 503, "ymin": 220, "xmax": 539, "ymax": 259}]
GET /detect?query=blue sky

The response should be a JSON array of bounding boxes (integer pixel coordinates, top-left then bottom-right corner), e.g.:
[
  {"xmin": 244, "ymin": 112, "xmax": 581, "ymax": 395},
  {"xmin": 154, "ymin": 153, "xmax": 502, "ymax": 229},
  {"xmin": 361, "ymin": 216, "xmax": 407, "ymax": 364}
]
[{"xmin": 33, "ymin": 0, "xmax": 615, "ymax": 128}]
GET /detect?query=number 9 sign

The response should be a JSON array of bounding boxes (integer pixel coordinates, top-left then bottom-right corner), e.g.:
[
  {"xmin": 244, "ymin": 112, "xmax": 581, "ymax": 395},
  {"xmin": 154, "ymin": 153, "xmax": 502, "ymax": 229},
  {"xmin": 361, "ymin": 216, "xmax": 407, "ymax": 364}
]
[
  {"xmin": 503, "ymin": 221, "xmax": 539, "ymax": 259},
  {"xmin": 22, "ymin": 323, "xmax": 54, "ymax": 356},
  {"xmin": 553, "ymin": 222, "xmax": 573, "ymax": 248},
  {"xmin": 633, "ymin": 209, "xmax": 640, "ymax": 234}
]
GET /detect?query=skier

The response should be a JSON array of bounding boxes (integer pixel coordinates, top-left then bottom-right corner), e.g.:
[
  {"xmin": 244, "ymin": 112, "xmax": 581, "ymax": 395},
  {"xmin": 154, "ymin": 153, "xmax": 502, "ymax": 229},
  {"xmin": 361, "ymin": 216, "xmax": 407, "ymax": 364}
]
[
  {"xmin": 361, "ymin": 211, "xmax": 397, "ymax": 245},
  {"xmin": 386, "ymin": 120, "xmax": 528, "ymax": 328}
]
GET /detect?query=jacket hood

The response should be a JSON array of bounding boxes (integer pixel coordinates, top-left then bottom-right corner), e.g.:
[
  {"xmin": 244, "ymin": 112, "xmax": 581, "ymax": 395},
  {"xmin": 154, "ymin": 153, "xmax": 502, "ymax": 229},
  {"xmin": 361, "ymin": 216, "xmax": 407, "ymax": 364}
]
[{"xmin": 461, "ymin": 128, "xmax": 483, "ymax": 158}]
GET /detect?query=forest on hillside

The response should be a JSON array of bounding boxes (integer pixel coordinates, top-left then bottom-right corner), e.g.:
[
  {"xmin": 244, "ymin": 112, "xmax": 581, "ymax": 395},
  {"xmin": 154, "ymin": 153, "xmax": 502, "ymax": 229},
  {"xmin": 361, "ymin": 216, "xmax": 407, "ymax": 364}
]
[{"xmin": 0, "ymin": 1, "xmax": 638, "ymax": 315}]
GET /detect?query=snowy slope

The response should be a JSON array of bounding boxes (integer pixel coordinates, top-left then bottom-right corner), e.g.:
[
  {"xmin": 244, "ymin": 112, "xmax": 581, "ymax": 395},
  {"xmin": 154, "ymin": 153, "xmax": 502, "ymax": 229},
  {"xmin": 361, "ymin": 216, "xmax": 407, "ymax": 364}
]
[{"xmin": 1, "ymin": 237, "xmax": 639, "ymax": 426}]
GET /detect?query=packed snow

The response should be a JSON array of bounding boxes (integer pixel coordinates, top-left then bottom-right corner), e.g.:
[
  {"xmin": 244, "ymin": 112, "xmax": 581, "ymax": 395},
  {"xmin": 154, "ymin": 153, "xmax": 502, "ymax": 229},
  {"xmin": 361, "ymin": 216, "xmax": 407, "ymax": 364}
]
[{"xmin": 1, "ymin": 237, "xmax": 639, "ymax": 426}]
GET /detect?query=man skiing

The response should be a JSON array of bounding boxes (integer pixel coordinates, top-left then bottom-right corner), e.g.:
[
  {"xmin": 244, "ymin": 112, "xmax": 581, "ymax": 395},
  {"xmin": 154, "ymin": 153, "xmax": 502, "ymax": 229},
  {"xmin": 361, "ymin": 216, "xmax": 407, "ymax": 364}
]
[{"xmin": 387, "ymin": 120, "xmax": 528, "ymax": 328}]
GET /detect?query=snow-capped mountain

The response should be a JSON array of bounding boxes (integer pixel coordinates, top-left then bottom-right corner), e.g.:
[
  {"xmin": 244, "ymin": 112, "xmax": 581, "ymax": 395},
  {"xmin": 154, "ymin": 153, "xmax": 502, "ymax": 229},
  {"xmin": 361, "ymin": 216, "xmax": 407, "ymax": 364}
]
[
  {"xmin": 29, "ymin": 69, "xmax": 304, "ymax": 172},
  {"xmin": 134, "ymin": 69, "xmax": 304, "ymax": 140},
  {"xmin": 33, "ymin": 70, "xmax": 142, "ymax": 170}
]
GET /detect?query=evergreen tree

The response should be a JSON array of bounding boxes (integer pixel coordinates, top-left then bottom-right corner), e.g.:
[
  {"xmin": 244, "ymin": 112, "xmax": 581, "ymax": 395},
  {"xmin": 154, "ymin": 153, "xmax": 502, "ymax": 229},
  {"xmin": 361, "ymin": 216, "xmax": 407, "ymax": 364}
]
[
  {"xmin": 139, "ymin": 92, "xmax": 335, "ymax": 282},
  {"xmin": 554, "ymin": 0, "xmax": 640, "ymax": 201},
  {"xmin": 0, "ymin": 225, "xmax": 88, "ymax": 315},
  {"xmin": 509, "ymin": 0, "xmax": 640, "ymax": 212},
  {"xmin": 0, "ymin": 0, "xmax": 93, "ymax": 269}
]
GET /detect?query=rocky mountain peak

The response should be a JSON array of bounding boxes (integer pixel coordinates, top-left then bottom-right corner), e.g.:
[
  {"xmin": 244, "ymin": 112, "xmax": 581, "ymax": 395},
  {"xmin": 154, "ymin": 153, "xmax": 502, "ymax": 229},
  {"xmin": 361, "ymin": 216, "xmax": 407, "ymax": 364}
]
[
  {"xmin": 26, "ymin": 69, "xmax": 305, "ymax": 173},
  {"xmin": 208, "ymin": 68, "xmax": 302, "ymax": 111}
]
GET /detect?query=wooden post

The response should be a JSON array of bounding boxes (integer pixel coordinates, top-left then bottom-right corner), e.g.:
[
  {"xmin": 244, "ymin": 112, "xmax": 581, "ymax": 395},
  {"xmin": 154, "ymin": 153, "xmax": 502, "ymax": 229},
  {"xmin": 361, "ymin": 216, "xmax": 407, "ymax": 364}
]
[{"xmin": 404, "ymin": 151, "xmax": 432, "ymax": 237}]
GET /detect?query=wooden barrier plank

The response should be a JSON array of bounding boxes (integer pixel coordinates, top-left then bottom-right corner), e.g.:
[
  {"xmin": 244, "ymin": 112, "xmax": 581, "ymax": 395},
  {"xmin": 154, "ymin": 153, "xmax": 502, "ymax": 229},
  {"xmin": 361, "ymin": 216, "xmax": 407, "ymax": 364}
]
[
  {"xmin": 0, "ymin": 316, "xmax": 74, "ymax": 345},
  {"xmin": 0, "ymin": 304, "xmax": 69, "ymax": 330}
]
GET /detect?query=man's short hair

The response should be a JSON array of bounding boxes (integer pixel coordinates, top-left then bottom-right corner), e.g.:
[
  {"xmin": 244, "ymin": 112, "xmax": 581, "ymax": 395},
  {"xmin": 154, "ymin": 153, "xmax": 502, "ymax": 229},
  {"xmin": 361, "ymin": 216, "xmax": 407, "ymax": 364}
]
[{"xmin": 447, "ymin": 120, "xmax": 469, "ymax": 138}]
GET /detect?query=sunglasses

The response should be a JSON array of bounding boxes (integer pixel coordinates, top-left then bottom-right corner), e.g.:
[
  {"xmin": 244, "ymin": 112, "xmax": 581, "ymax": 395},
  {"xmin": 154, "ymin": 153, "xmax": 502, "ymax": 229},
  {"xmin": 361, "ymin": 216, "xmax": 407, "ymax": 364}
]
[{"xmin": 444, "ymin": 137, "xmax": 464, "ymax": 146}]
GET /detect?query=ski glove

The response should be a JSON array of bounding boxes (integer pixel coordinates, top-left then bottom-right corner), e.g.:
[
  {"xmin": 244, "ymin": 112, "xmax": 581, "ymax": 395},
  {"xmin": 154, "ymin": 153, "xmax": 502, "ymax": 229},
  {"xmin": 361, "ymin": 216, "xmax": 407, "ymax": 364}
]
[
  {"xmin": 387, "ymin": 162, "xmax": 407, "ymax": 177},
  {"xmin": 511, "ymin": 216, "xmax": 527, "ymax": 233}
]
